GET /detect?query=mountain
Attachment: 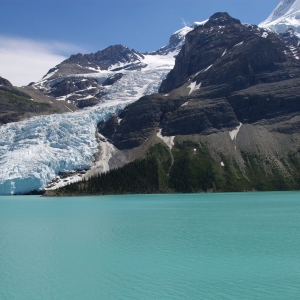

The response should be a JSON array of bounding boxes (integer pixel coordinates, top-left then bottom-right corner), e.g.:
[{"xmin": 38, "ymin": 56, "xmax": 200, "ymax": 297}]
[
  {"xmin": 0, "ymin": 76, "xmax": 77, "ymax": 125},
  {"xmin": 76, "ymin": 12, "xmax": 300, "ymax": 194},
  {"xmin": 0, "ymin": 24, "xmax": 200, "ymax": 195},
  {"xmin": 100, "ymin": 12, "xmax": 300, "ymax": 148}
]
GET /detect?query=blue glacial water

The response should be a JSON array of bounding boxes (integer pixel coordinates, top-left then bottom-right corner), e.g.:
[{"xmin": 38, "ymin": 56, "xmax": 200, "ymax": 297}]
[{"xmin": 0, "ymin": 192, "xmax": 299, "ymax": 300}]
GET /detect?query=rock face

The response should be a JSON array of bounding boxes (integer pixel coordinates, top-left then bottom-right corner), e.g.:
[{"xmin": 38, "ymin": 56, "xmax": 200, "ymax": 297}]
[
  {"xmin": 93, "ymin": 12, "xmax": 300, "ymax": 193},
  {"xmin": 99, "ymin": 12, "xmax": 300, "ymax": 149}
]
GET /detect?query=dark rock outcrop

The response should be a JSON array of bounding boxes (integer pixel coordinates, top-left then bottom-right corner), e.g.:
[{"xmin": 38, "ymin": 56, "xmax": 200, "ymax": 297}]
[{"xmin": 160, "ymin": 12, "xmax": 292, "ymax": 93}]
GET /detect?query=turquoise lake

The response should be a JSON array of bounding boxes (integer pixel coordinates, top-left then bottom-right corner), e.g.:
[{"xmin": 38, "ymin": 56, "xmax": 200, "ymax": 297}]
[{"xmin": 0, "ymin": 192, "xmax": 299, "ymax": 299}]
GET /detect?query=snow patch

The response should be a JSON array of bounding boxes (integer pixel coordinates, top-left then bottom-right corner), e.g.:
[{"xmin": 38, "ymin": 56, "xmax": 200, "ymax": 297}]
[
  {"xmin": 234, "ymin": 41, "xmax": 244, "ymax": 47},
  {"xmin": 187, "ymin": 81, "xmax": 202, "ymax": 95},
  {"xmin": 229, "ymin": 123, "xmax": 242, "ymax": 141},
  {"xmin": 287, "ymin": 44, "xmax": 300, "ymax": 59},
  {"xmin": 42, "ymin": 69, "xmax": 58, "ymax": 80},
  {"xmin": 204, "ymin": 65, "xmax": 213, "ymax": 72},
  {"xmin": 64, "ymin": 105, "xmax": 73, "ymax": 112},
  {"xmin": 157, "ymin": 129, "xmax": 175, "ymax": 150}
]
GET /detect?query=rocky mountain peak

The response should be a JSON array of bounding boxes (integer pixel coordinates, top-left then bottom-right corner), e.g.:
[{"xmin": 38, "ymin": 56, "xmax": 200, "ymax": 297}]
[
  {"xmin": 160, "ymin": 12, "xmax": 279, "ymax": 93},
  {"xmin": 204, "ymin": 12, "xmax": 241, "ymax": 27},
  {"xmin": 63, "ymin": 44, "xmax": 144, "ymax": 71}
]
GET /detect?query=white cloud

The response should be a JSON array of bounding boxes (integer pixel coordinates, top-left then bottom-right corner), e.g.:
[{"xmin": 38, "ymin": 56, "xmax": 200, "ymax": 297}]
[{"xmin": 0, "ymin": 36, "xmax": 85, "ymax": 86}]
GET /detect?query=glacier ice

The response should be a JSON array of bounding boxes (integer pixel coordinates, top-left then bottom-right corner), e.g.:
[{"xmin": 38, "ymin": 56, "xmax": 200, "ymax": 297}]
[
  {"xmin": 0, "ymin": 101, "xmax": 128, "ymax": 195},
  {"xmin": 0, "ymin": 52, "xmax": 178, "ymax": 195}
]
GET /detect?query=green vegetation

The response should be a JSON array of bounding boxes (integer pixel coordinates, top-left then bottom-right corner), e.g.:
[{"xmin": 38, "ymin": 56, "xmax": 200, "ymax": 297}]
[
  {"xmin": 55, "ymin": 156, "xmax": 160, "ymax": 196},
  {"xmin": 169, "ymin": 142, "xmax": 220, "ymax": 192},
  {"xmin": 47, "ymin": 142, "xmax": 300, "ymax": 196}
]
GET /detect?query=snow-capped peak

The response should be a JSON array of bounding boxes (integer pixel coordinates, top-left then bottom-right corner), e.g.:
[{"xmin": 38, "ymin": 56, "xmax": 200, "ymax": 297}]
[
  {"xmin": 259, "ymin": 0, "xmax": 300, "ymax": 33},
  {"xmin": 173, "ymin": 20, "xmax": 208, "ymax": 37},
  {"xmin": 155, "ymin": 20, "xmax": 208, "ymax": 55}
]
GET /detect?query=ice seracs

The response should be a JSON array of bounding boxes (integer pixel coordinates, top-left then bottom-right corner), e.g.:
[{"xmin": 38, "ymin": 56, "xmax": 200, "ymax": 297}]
[{"xmin": 0, "ymin": 101, "xmax": 129, "ymax": 195}]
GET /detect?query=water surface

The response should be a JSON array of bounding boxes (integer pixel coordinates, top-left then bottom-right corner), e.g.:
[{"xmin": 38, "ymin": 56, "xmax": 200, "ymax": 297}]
[{"xmin": 0, "ymin": 192, "xmax": 299, "ymax": 299}]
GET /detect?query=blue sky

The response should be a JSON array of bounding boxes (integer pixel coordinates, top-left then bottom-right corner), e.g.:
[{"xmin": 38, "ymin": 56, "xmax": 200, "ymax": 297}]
[{"xmin": 0, "ymin": 0, "xmax": 280, "ymax": 86}]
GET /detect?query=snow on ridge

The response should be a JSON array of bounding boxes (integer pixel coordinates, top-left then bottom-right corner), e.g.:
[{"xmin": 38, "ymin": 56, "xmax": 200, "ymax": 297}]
[
  {"xmin": 259, "ymin": 0, "xmax": 300, "ymax": 33},
  {"xmin": 173, "ymin": 20, "xmax": 208, "ymax": 38},
  {"xmin": 42, "ymin": 68, "xmax": 58, "ymax": 81},
  {"xmin": 204, "ymin": 64, "xmax": 213, "ymax": 72}
]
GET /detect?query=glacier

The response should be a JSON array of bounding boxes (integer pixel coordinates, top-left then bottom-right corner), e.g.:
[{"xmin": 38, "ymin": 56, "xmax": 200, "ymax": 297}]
[
  {"xmin": 0, "ymin": 51, "xmax": 179, "ymax": 195},
  {"xmin": 0, "ymin": 101, "xmax": 129, "ymax": 195}
]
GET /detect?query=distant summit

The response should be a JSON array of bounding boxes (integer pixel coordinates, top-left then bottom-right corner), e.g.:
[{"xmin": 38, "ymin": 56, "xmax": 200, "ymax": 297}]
[
  {"xmin": 154, "ymin": 20, "xmax": 207, "ymax": 55},
  {"xmin": 259, "ymin": 0, "xmax": 300, "ymax": 34}
]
